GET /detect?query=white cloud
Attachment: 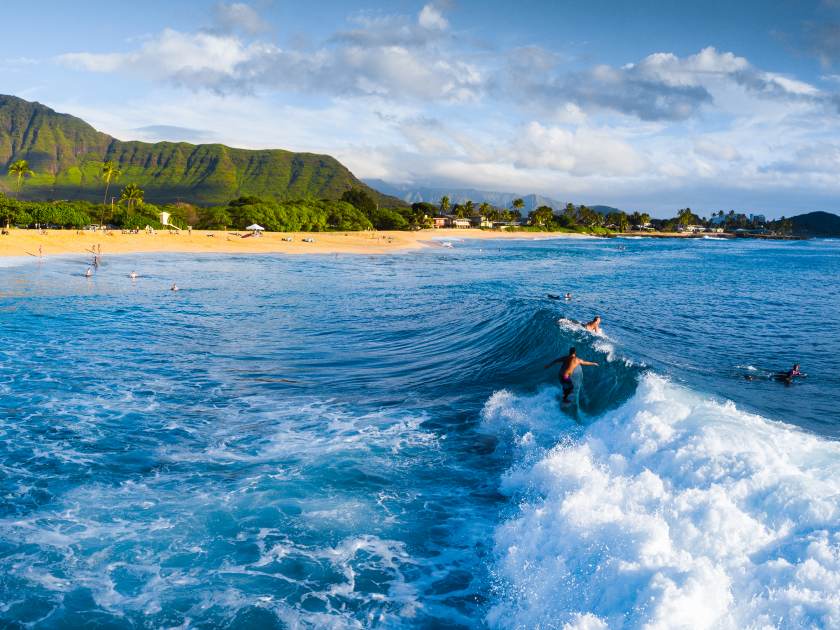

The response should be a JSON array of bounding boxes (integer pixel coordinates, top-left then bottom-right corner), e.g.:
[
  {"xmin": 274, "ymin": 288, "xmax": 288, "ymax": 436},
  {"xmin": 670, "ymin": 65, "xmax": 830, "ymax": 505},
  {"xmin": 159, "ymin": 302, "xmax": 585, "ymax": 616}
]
[
  {"xmin": 58, "ymin": 29, "xmax": 264, "ymax": 82},
  {"xmin": 630, "ymin": 47, "xmax": 750, "ymax": 86},
  {"xmin": 513, "ymin": 122, "xmax": 647, "ymax": 176},
  {"xmin": 418, "ymin": 5, "xmax": 448, "ymax": 31},
  {"xmin": 213, "ymin": 2, "xmax": 269, "ymax": 34},
  {"xmin": 693, "ymin": 138, "xmax": 741, "ymax": 161},
  {"xmin": 56, "ymin": 5, "xmax": 480, "ymax": 102}
]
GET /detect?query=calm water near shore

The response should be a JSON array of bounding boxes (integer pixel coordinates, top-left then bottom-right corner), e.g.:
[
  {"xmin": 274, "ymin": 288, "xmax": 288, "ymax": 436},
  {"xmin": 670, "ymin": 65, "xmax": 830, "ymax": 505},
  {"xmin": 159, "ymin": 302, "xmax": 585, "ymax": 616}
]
[{"xmin": 1, "ymin": 237, "xmax": 838, "ymax": 628}]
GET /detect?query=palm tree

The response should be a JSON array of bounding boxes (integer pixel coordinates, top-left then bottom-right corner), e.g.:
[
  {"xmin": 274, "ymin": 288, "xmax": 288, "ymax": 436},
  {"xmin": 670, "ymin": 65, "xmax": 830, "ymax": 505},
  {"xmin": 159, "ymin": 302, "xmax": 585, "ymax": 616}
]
[
  {"xmin": 512, "ymin": 198, "xmax": 525, "ymax": 214},
  {"xmin": 479, "ymin": 201, "xmax": 490, "ymax": 217},
  {"xmin": 8, "ymin": 159, "xmax": 34, "ymax": 199},
  {"xmin": 439, "ymin": 195, "xmax": 450, "ymax": 215},
  {"xmin": 120, "ymin": 183, "xmax": 144, "ymax": 212},
  {"xmin": 101, "ymin": 161, "xmax": 122, "ymax": 205},
  {"xmin": 463, "ymin": 200, "xmax": 475, "ymax": 216}
]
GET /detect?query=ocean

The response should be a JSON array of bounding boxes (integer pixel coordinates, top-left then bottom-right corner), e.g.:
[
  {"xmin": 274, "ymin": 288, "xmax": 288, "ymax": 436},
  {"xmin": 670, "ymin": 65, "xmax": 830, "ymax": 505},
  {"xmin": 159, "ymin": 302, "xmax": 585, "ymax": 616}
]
[{"xmin": 0, "ymin": 236, "xmax": 838, "ymax": 628}]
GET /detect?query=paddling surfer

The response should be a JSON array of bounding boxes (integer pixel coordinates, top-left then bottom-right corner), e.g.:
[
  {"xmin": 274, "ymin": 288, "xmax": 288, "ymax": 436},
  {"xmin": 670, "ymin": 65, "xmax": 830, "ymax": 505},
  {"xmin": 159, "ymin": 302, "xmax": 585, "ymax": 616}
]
[
  {"xmin": 774, "ymin": 363, "xmax": 802, "ymax": 383},
  {"xmin": 545, "ymin": 347, "xmax": 599, "ymax": 403},
  {"xmin": 583, "ymin": 315, "xmax": 602, "ymax": 334}
]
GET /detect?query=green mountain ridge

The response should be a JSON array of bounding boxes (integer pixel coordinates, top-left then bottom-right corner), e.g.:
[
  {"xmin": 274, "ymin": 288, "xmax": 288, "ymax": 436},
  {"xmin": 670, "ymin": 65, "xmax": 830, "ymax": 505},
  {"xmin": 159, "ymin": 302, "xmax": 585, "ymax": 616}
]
[{"xmin": 0, "ymin": 94, "xmax": 397, "ymax": 206}]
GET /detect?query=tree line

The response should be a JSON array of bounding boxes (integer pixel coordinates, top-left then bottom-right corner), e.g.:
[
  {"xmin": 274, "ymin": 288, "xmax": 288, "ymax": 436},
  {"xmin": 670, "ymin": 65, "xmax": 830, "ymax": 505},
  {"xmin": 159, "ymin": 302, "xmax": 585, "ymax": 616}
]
[{"xmin": 3, "ymin": 159, "xmax": 792, "ymax": 234}]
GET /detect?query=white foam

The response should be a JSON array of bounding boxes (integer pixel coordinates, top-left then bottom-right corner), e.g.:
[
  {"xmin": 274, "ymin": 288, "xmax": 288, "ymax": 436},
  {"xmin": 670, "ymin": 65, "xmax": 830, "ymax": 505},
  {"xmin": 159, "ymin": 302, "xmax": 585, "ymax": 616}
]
[
  {"xmin": 556, "ymin": 318, "xmax": 639, "ymax": 367},
  {"xmin": 485, "ymin": 374, "xmax": 840, "ymax": 629}
]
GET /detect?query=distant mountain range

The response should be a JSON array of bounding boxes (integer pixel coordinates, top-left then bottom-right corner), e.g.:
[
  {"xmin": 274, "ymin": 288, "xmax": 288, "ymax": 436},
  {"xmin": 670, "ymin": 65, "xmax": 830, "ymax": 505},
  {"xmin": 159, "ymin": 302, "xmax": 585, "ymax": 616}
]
[
  {"xmin": 365, "ymin": 180, "xmax": 609, "ymax": 213},
  {"xmin": 0, "ymin": 94, "xmax": 397, "ymax": 206}
]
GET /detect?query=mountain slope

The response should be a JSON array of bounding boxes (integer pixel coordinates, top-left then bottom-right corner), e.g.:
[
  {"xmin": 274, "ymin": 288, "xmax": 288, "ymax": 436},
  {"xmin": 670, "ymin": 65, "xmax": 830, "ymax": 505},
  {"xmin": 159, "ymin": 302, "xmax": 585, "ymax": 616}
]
[{"xmin": 0, "ymin": 95, "xmax": 395, "ymax": 205}]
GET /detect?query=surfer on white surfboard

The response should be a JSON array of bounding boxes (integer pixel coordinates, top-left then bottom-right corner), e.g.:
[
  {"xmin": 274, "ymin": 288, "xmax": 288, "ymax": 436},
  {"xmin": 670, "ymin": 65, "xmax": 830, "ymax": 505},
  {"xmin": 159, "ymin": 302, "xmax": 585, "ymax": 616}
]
[{"xmin": 545, "ymin": 347, "xmax": 599, "ymax": 403}]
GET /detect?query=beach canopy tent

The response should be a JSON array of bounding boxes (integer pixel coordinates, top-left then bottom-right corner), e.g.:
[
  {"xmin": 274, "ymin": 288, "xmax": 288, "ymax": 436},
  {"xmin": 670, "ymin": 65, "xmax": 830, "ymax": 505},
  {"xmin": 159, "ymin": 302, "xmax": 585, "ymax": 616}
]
[{"xmin": 246, "ymin": 224, "xmax": 265, "ymax": 232}]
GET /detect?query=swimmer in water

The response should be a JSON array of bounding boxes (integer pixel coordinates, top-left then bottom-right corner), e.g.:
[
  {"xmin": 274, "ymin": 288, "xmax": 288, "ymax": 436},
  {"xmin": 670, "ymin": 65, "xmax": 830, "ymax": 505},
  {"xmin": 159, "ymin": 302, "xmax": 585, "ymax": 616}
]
[
  {"xmin": 774, "ymin": 363, "xmax": 802, "ymax": 383},
  {"xmin": 565, "ymin": 292, "xmax": 572, "ymax": 300},
  {"xmin": 170, "ymin": 283, "xmax": 179, "ymax": 292},
  {"xmin": 583, "ymin": 315, "xmax": 602, "ymax": 334},
  {"xmin": 544, "ymin": 347, "xmax": 599, "ymax": 403},
  {"xmin": 84, "ymin": 267, "xmax": 93, "ymax": 277}
]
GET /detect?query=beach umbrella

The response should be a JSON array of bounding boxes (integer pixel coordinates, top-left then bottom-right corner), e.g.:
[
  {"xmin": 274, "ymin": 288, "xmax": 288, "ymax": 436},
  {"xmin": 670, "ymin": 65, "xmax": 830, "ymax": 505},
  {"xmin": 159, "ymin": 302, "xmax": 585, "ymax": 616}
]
[{"xmin": 246, "ymin": 224, "xmax": 265, "ymax": 233}]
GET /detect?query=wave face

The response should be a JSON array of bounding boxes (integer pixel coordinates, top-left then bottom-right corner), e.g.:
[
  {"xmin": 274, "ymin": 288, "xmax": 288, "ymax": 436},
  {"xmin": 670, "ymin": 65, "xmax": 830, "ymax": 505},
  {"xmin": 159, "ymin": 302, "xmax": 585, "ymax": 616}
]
[
  {"xmin": 485, "ymin": 374, "xmax": 840, "ymax": 629},
  {"xmin": 0, "ymin": 237, "xmax": 839, "ymax": 628}
]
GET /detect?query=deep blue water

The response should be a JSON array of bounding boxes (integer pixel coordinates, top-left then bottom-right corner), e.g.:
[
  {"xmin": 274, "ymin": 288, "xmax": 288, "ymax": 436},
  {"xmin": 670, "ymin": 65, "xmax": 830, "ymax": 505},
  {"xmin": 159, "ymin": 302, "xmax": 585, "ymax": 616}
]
[{"xmin": 0, "ymin": 236, "xmax": 838, "ymax": 628}]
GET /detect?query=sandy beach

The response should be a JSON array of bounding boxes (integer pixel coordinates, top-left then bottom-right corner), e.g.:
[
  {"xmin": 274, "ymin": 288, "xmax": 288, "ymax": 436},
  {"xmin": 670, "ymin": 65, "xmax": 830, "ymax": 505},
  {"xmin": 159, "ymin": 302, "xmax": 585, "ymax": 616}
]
[{"xmin": 0, "ymin": 228, "xmax": 592, "ymax": 258}]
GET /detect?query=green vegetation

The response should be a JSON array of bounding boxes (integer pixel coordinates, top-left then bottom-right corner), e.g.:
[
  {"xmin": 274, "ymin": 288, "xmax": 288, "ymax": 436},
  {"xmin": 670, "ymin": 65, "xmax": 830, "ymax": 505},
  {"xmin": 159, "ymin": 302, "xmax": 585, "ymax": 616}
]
[
  {"xmin": 768, "ymin": 211, "xmax": 840, "ymax": 237},
  {"xmin": 0, "ymin": 183, "xmax": 425, "ymax": 232},
  {"xmin": 8, "ymin": 159, "xmax": 33, "ymax": 198},
  {"xmin": 0, "ymin": 94, "xmax": 399, "ymax": 207},
  {"xmin": 0, "ymin": 196, "xmax": 97, "ymax": 229},
  {"xmin": 120, "ymin": 183, "xmax": 144, "ymax": 211},
  {"xmin": 101, "ymin": 161, "xmax": 121, "ymax": 205}
]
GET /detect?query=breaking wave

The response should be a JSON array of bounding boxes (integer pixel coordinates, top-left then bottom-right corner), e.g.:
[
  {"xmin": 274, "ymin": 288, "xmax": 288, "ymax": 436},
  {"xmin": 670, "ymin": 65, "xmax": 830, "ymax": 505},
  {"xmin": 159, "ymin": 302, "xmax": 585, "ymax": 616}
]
[{"xmin": 484, "ymin": 373, "xmax": 840, "ymax": 629}]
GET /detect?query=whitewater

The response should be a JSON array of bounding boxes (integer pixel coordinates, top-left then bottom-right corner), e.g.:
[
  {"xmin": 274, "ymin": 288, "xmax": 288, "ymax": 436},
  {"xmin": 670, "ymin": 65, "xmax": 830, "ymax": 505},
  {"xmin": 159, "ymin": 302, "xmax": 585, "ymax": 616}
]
[{"xmin": 0, "ymin": 236, "xmax": 838, "ymax": 628}]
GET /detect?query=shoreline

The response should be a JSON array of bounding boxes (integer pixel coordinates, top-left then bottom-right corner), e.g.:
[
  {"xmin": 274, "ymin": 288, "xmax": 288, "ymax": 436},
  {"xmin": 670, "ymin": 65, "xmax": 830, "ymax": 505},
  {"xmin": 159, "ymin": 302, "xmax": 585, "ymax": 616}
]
[{"xmin": 0, "ymin": 228, "xmax": 594, "ymax": 259}]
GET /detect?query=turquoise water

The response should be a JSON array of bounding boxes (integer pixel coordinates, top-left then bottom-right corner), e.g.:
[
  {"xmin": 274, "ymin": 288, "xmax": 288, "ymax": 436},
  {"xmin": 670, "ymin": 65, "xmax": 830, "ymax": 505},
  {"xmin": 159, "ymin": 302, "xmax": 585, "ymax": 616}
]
[{"xmin": 0, "ymin": 237, "xmax": 838, "ymax": 628}]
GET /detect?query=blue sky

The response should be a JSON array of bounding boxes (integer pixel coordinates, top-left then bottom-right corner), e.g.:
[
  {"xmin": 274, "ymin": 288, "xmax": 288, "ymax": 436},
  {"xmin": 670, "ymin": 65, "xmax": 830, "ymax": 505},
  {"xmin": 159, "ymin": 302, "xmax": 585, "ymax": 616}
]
[{"xmin": 3, "ymin": 0, "xmax": 840, "ymax": 216}]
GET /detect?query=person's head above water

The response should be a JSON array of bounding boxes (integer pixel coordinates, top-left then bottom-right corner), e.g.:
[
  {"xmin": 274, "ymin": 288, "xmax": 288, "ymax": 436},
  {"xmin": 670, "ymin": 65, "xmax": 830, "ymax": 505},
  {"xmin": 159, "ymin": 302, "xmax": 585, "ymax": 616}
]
[
  {"xmin": 594, "ymin": 315, "xmax": 601, "ymax": 321},
  {"xmin": 569, "ymin": 347, "xmax": 576, "ymax": 356}
]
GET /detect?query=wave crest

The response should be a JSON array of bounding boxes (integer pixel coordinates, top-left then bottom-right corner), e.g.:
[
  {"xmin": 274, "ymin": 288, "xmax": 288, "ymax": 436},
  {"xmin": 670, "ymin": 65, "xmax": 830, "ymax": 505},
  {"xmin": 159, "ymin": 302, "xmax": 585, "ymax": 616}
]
[{"xmin": 487, "ymin": 374, "xmax": 840, "ymax": 629}]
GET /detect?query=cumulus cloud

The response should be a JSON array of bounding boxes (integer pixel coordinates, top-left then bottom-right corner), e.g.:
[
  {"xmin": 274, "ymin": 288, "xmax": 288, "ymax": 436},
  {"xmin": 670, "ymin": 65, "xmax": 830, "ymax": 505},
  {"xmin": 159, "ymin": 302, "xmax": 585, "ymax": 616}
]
[
  {"xmin": 213, "ymin": 2, "xmax": 269, "ymax": 34},
  {"xmin": 58, "ymin": 29, "xmax": 263, "ymax": 84},
  {"xmin": 332, "ymin": 4, "xmax": 449, "ymax": 48},
  {"xmin": 762, "ymin": 142, "xmax": 840, "ymax": 174},
  {"xmin": 418, "ymin": 4, "xmax": 448, "ymax": 30},
  {"xmin": 693, "ymin": 138, "xmax": 741, "ymax": 162},
  {"xmin": 513, "ymin": 122, "xmax": 647, "ymax": 176},
  {"xmin": 503, "ymin": 46, "xmax": 832, "ymax": 121},
  {"xmin": 57, "ymin": 4, "xmax": 480, "ymax": 102}
]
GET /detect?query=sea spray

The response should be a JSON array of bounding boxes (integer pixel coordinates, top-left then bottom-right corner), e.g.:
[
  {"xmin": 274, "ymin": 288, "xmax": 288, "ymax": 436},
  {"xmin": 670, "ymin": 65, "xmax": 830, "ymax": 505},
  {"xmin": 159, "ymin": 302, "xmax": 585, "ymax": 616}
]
[{"xmin": 485, "ymin": 374, "xmax": 840, "ymax": 629}]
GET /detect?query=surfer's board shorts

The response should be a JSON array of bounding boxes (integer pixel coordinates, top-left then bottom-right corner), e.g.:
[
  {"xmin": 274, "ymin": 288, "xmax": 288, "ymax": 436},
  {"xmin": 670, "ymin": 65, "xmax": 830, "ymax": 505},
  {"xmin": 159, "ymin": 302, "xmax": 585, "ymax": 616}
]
[{"xmin": 561, "ymin": 376, "xmax": 574, "ymax": 396}]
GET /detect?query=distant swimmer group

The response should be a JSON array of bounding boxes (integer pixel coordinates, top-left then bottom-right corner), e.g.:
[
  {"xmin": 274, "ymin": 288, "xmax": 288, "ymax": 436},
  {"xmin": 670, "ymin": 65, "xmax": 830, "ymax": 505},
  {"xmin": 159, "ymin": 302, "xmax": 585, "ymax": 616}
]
[
  {"xmin": 73, "ymin": 247, "xmax": 181, "ymax": 291},
  {"xmin": 545, "ymin": 347, "xmax": 599, "ymax": 403}
]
